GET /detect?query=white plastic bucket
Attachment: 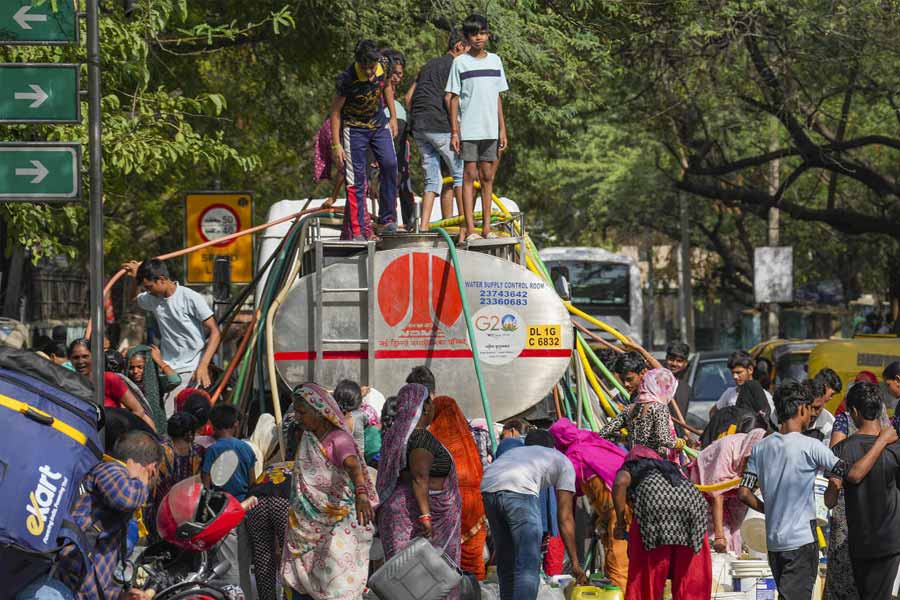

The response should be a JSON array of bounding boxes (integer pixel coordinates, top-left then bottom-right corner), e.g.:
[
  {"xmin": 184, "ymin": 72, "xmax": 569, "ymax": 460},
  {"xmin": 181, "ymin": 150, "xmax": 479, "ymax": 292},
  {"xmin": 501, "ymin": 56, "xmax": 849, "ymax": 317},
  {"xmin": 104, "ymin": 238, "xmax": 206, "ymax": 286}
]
[
  {"xmin": 730, "ymin": 559, "xmax": 775, "ymax": 600},
  {"xmin": 711, "ymin": 552, "xmax": 736, "ymax": 593},
  {"xmin": 740, "ymin": 507, "xmax": 768, "ymax": 554}
]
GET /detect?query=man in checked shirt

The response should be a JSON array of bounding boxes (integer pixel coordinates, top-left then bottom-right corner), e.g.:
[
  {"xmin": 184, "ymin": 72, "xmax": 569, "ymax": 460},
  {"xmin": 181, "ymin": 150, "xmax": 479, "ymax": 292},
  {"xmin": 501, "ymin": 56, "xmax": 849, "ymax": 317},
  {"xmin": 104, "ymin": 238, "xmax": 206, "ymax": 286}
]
[{"xmin": 57, "ymin": 430, "xmax": 162, "ymax": 600}]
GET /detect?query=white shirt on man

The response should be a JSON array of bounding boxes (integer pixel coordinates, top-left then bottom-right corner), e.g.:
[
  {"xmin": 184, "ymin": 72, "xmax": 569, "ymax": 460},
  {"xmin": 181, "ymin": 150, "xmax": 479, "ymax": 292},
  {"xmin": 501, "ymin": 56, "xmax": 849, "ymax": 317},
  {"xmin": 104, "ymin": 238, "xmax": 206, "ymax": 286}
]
[
  {"xmin": 480, "ymin": 445, "xmax": 576, "ymax": 496},
  {"xmin": 137, "ymin": 282, "xmax": 212, "ymax": 373}
]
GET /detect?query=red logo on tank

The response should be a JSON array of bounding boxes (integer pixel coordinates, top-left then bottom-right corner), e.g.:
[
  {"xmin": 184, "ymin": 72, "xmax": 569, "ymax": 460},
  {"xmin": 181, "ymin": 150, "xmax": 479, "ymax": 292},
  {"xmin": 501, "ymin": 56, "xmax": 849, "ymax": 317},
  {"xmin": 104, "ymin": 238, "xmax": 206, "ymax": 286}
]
[{"xmin": 377, "ymin": 252, "xmax": 463, "ymax": 335}]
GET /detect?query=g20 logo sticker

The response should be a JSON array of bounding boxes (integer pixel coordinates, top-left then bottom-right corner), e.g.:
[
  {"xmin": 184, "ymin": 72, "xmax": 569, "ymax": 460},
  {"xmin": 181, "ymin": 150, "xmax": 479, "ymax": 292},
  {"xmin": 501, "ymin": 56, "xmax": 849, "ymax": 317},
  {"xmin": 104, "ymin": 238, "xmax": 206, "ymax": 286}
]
[{"xmin": 472, "ymin": 307, "xmax": 526, "ymax": 366}]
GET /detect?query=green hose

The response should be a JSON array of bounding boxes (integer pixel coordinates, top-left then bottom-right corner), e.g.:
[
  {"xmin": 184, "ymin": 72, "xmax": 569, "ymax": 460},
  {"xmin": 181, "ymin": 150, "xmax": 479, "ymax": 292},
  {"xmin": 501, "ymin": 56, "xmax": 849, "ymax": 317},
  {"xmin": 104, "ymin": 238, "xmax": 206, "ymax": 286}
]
[
  {"xmin": 434, "ymin": 227, "xmax": 498, "ymax": 453},
  {"xmin": 577, "ymin": 331, "xmax": 630, "ymax": 400}
]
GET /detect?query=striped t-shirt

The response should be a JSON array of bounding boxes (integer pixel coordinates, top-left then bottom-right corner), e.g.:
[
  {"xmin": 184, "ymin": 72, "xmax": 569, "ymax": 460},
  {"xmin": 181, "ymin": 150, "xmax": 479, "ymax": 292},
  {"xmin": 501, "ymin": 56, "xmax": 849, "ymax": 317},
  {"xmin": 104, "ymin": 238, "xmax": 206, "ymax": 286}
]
[{"xmin": 446, "ymin": 52, "xmax": 509, "ymax": 141}]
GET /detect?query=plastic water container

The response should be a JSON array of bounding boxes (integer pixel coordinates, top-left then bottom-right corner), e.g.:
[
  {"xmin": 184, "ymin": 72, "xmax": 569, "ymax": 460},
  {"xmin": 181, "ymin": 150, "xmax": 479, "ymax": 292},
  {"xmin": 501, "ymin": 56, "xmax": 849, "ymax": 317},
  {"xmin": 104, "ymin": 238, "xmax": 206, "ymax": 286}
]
[
  {"xmin": 565, "ymin": 585, "xmax": 624, "ymax": 600},
  {"xmin": 711, "ymin": 552, "xmax": 736, "ymax": 593},
  {"xmin": 368, "ymin": 537, "xmax": 462, "ymax": 600},
  {"xmin": 814, "ymin": 475, "xmax": 829, "ymax": 526},
  {"xmin": 740, "ymin": 507, "xmax": 768, "ymax": 554},
  {"xmin": 551, "ymin": 575, "xmax": 575, "ymax": 589},
  {"xmin": 730, "ymin": 559, "xmax": 775, "ymax": 600}
]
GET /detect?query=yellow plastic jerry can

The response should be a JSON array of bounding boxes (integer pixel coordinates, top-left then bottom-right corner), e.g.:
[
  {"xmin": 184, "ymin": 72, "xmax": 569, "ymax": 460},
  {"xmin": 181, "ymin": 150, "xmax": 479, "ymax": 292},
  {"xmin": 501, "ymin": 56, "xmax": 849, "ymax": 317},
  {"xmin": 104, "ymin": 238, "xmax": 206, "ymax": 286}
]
[{"xmin": 565, "ymin": 584, "xmax": 625, "ymax": 600}]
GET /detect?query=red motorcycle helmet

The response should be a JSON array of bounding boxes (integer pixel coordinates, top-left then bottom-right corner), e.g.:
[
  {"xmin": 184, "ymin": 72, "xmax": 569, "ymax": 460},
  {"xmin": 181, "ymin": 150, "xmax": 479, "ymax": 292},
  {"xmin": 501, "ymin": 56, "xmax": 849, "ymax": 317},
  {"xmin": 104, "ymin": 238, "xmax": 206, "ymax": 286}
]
[{"xmin": 156, "ymin": 476, "xmax": 245, "ymax": 552}]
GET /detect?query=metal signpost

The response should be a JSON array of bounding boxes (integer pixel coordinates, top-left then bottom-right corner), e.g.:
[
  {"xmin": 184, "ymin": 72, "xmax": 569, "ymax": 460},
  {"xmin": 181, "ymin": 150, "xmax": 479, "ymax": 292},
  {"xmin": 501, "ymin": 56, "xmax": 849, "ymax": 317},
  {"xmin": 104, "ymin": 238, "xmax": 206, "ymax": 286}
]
[
  {"xmin": 0, "ymin": 63, "xmax": 80, "ymax": 122},
  {"xmin": 0, "ymin": 0, "xmax": 103, "ymax": 406}
]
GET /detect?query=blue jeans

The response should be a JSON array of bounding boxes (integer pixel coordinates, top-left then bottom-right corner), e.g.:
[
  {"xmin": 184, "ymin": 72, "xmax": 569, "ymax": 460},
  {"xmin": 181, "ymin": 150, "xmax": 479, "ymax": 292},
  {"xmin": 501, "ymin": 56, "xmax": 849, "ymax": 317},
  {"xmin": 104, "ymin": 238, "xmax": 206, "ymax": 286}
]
[
  {"xmin": 15, "ymin": 577, "xmax": 75, "ymax": 600},
  {"xmin": 482, "ymin": 491, "xmax": 543, "ymax": 600},
  {"xmin": 414, "ymin": 131, "xmax": 463, "ymax": 193}
]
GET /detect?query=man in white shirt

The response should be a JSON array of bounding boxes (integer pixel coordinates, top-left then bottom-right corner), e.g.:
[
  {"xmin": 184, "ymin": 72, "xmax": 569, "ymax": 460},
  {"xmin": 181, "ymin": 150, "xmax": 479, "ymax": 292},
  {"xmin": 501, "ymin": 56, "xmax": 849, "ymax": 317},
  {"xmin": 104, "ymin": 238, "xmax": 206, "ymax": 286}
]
[
  {"xmin": 123, "ymin": 258, "xmax": 220, "ymax": 415},
  {"xmin": 481, "ymin": 430, "xmax": 587, "ymax": 599}
]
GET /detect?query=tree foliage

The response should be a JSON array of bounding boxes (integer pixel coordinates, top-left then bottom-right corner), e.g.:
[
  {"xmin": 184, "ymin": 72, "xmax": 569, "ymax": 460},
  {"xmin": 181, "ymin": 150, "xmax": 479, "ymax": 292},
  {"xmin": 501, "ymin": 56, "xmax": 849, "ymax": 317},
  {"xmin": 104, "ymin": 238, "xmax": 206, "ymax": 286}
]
[{"xmin": 1, "ymin": 0, "xmax": 897, "ymax": 305}]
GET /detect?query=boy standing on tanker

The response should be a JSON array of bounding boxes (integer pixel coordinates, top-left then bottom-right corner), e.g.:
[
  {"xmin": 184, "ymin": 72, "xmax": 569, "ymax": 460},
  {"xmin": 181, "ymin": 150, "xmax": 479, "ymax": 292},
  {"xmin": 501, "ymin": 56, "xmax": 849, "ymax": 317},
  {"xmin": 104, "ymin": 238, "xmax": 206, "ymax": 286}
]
[
  {"xmin": 331, "ymin": 40, "xmax": 399, "ymax": 240},
  {"xmin": 446, "ymin": 14, "xmax": 508, "ymax": 242},
  {"xmin": 407, "ymin": 31, "xmax": 469, "ymax": 231}
]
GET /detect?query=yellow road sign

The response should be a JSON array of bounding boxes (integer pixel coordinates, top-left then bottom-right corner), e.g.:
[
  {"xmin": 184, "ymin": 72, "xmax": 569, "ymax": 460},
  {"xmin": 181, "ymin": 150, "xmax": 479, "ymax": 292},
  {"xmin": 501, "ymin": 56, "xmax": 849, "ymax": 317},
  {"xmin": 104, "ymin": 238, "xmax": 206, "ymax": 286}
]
[{"xmin": 184, "ymin": 192, "xmax": 253, "ymax": 284}]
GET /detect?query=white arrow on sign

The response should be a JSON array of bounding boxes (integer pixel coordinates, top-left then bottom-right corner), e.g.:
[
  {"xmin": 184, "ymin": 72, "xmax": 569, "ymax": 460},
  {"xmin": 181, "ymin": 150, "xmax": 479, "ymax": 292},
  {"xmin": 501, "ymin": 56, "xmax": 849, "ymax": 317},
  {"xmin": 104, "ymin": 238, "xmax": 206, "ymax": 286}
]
[
  {"xmin": 14, "ymin": 84, "xmax": 48, "ymax": 108},
  {"xmin": 13, "ymin": 6, "xmax": 48, "ymax": 30},
  {"xmin": 15, "ymin": 160, "xmax": 49, "ymax": 184}
]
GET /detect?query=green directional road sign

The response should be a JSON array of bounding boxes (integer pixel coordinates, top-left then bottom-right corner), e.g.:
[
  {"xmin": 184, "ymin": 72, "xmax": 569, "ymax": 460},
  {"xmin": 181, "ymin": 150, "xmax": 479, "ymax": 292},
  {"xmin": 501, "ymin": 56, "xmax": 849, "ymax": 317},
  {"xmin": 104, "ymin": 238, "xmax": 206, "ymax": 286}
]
[
  {"xmin": 0, "ymin": 0, "xmax": 78, "ymax": 44},
  {"xmin": 0, "ymin": 143, "xmax": 80, "ymax": 201},
  {"xmin": 0, "ymin": 64, "xmax": 79, "ymax": 123}
]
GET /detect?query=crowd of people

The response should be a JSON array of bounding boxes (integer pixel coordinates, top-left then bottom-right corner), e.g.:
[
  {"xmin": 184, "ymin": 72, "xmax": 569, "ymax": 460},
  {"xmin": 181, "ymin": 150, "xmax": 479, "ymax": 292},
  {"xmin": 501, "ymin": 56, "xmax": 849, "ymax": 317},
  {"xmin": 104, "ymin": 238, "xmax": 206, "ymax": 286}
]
[
  {"xmin": 20, "ymin": 255, "xmax": 900, "ymax": 600},
  {"xmin": 316, "ymin": 14, "xmax": 508, "ymax": 243}
]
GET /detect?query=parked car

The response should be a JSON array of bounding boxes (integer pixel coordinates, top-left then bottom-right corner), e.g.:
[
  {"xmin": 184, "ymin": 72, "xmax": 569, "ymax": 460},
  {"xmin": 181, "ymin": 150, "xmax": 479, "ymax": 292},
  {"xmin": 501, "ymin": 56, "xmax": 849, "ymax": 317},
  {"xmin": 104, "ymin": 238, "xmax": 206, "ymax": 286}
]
[{"xmin": 683, "ymin": 351, "xmax": 733, "ymax": 431}]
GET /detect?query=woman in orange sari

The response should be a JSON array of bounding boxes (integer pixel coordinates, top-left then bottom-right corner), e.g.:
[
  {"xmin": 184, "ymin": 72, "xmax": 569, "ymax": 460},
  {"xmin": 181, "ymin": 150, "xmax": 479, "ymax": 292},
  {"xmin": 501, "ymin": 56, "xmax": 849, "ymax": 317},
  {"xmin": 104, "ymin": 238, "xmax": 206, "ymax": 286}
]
[{"xmin": 430, "ymin": 396, "xmax": 487, "ymax": 580}]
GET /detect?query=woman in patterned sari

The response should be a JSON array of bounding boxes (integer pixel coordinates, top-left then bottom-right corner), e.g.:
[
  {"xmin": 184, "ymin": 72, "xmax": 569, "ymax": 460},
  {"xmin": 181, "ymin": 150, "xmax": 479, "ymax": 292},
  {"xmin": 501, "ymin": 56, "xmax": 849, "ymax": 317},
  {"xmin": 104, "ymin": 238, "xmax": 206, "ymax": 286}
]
[
  {"xmin": 281, "ymin": 383, "xmax": 377, "ymax": 600},
  {"xmin": 376, "ymin": 383, "xmax": 462, "ymax": 598},
  {"xmin": 429, "ymin": 395, "xmax": 487, "ymax": 580}
]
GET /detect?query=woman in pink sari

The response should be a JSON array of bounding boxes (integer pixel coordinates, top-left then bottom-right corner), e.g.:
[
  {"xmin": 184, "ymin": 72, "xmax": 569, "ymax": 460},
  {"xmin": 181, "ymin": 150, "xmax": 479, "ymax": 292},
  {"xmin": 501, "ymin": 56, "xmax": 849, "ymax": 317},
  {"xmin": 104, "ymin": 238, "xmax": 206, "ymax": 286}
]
[
  {"xmin": 688, "ymin": 428, "xmax": 766, "ymax": 553},
  {"xmin": 281, "ymin": 383, "xmax": 378, "ymax": 600}
]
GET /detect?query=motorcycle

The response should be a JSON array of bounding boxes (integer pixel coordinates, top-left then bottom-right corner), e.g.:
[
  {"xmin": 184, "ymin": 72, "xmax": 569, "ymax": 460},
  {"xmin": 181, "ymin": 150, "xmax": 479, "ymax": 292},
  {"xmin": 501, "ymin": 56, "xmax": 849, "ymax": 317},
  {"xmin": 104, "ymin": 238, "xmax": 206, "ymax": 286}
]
[
  {"xmin": 130, "ymin": 450, "xmax": 250, "ymax": 600},
  {"xmin": 132, "ymin": 542, "xmax": 236, "ymax": 600}
]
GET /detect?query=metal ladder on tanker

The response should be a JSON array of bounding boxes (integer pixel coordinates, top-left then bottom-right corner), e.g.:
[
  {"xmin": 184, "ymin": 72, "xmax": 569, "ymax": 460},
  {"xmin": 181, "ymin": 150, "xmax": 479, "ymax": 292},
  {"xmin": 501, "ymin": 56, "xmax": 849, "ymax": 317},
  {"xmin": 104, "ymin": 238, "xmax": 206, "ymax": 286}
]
[{"xmin": 311, "ymin": 233, "xmax": 377, "ymax": 387}]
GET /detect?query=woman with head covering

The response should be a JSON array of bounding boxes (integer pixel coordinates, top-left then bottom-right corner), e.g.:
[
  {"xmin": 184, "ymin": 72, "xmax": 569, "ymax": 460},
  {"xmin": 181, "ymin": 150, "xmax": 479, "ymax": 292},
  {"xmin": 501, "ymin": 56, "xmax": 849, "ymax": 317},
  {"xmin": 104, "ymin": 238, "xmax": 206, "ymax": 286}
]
[
  {"xmin": 126, "ymin": 344, "xmax": 181, "ymax": 431},
  {"xmin": 613, "ymin": 445, "xmax": 711, "ymax": 600},
  {"xmin": 68, "ymin": 338, "xmax": 157, "ymax": 432},
  {"xmin": 376, "ymin": 383, "xmax": 462, "ymax": 597},
  {"xmin": 280, "ymin": 383, "xmax": 377, "ymax": 600},
  {"xmin": 688, "ymin": 429, "xmax": 766, "ymax": 553},
  {"xmin": 429, "ymin": 396, "xmax": 487, "ymax": 580},
  {"xmin": 599, "ymin": 368, "xmax": 685, "ymax": 461},
  {"xmin": 550, "ymin": 418, "xmax": 629, "ymax": 590}
]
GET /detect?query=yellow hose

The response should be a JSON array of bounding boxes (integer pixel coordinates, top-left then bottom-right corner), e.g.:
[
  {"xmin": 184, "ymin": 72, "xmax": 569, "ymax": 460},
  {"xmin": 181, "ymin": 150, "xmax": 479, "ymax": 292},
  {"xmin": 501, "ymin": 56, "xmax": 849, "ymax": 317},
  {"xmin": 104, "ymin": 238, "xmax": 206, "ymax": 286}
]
[
  {"xmin": 576, "ymin": 339, "xmax": 617, "ymax": 418},
  {"xmin": 694, "ymin": 477, "xmax": 742, "ymax": 493},
  {"xmin": 565, "ymin": 301, "xmax": 631, "ymax": 345}
]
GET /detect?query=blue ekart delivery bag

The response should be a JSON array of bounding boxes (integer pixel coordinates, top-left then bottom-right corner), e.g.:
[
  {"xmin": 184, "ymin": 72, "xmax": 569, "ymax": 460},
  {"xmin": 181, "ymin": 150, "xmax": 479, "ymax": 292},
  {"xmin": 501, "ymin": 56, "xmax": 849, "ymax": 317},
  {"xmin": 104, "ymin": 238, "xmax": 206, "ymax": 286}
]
[{"xmin": 0, "ymin": 347, "xmax": 104, "ymax": 595}]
